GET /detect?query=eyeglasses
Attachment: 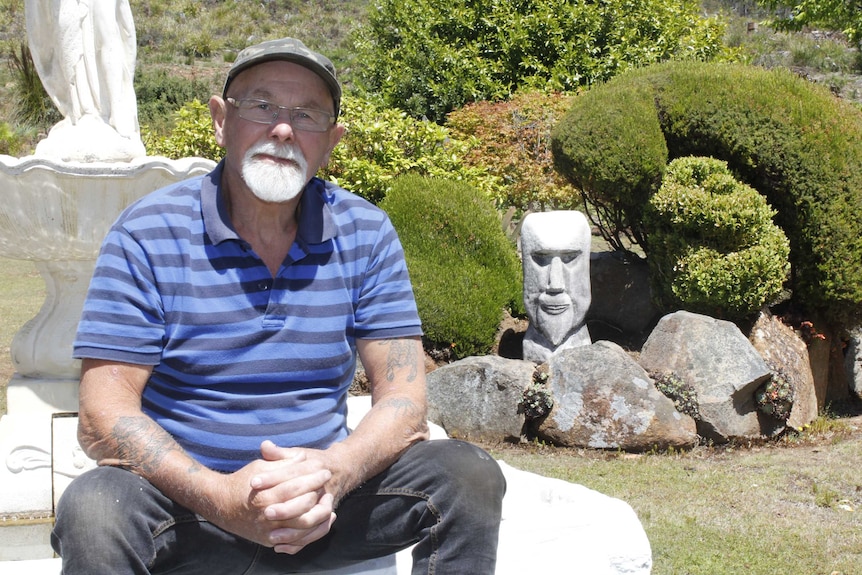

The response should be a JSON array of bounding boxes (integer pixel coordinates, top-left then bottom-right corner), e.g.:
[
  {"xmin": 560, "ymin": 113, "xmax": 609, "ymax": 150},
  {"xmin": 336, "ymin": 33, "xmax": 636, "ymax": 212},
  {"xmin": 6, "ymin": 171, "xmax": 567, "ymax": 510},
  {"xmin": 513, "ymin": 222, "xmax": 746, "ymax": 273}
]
[{"xmin": 226, "ymin": 98, "xmax": 336, "ymax": 132}]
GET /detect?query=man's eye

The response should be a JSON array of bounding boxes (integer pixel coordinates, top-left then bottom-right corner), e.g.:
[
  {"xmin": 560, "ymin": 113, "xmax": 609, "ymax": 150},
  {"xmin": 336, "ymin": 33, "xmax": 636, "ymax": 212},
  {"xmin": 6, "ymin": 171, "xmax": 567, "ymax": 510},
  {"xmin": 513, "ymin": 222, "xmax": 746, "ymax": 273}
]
[
  {"xmin": 255, "ymin": 102, "xmax": 274, "ymax": 112},
  {"xmin": 294, "ymin": 109, "xmax": 314, "ymax": 120}
]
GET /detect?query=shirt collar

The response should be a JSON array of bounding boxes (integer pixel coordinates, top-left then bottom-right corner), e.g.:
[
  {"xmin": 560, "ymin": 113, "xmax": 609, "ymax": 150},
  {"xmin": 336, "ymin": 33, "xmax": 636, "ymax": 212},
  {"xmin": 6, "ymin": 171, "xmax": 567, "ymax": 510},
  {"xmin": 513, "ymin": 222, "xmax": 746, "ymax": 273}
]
[{"xmin": 202, "ymin": 160, "xmax": 337, "ymax": 246}]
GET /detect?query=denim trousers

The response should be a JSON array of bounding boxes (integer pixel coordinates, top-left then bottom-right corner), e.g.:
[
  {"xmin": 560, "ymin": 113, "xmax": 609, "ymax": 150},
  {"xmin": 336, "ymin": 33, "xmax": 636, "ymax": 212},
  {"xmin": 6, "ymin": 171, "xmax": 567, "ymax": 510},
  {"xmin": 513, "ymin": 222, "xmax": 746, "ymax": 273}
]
[{"xmin": 52, "ymin": 439, "xmax": 506, "ymax": 575}]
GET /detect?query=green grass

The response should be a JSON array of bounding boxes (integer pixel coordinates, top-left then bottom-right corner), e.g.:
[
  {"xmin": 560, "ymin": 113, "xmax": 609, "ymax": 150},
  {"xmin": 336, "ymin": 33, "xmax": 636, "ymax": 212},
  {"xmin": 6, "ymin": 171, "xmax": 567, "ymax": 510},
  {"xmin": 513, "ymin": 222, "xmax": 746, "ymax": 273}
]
[
  {"xmin": 0, "ymin": 257, "xmax": 44, "ymax": 415},
  {"xmin": 491, "ymin": 434, "xmax": 862, "ymax": 575}
]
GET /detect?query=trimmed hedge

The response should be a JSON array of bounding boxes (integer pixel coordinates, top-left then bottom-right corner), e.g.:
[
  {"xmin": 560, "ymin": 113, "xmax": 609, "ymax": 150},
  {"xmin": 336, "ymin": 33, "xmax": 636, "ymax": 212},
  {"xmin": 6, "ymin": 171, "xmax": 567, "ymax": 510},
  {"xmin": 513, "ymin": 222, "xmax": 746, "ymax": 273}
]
[
  {"xmin": 552, "ymin": 61, "xmax": 862, "ymax": 327},
  {"xmin": 380, "ymin": 175, "xmax": 523, "ymax": 358},
  {"xmin": 646, "ymin": 156, "xmax": 790, "ymax": 321}
]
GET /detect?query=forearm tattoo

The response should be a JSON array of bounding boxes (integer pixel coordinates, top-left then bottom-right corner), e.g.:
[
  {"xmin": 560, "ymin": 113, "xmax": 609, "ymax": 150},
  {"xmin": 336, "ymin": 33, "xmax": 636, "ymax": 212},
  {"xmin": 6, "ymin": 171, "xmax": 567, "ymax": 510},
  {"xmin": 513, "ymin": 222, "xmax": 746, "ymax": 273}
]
[
  {"xmin": 111, "ymin": 416, "xmax": 200, "ymax": 476},
  {"xmin": 381, "ymin": 339, "xmax": 419, "ymax": 382}
]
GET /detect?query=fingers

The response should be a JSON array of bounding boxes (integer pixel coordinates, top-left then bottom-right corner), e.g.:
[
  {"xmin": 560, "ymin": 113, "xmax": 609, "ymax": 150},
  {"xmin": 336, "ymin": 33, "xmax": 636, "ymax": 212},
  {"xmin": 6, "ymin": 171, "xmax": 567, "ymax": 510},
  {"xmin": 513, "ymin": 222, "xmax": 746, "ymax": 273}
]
[
  {"xmin": 269, "ymin": 495, "xmax": 337, "ymax": 554},
  {"xmin": 259, "ymin": 439, "xmax": 300, "ymax": 462},
  {"xmin": 263, "ymin": 487, "xmax": 326, "ymax": 520}
]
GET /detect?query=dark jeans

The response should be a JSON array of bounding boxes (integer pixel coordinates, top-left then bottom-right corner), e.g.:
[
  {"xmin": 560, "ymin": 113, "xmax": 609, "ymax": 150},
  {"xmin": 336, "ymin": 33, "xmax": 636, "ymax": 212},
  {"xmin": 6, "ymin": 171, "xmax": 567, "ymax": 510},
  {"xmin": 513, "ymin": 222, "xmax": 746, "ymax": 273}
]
[{"xmin": 52, "ymin": 439, "xmax": 505, "ymax": 575}]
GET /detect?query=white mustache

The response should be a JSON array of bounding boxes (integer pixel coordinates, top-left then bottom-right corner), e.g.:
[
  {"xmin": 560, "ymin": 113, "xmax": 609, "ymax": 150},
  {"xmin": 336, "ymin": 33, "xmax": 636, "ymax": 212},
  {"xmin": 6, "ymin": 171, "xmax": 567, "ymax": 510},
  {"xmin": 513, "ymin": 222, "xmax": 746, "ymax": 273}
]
[{"xmin": 247, "ymin": 142, "xmax": 302, "ymax": 162}]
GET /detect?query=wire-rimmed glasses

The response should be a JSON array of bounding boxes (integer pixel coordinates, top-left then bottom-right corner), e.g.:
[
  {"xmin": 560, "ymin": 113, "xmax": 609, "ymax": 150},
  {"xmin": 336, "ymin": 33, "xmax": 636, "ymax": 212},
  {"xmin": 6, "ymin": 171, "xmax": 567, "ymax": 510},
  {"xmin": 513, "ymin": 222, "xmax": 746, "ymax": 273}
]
[{"xmin": 226, "ymin": 98, "xmax": 336, "ymax": 132}]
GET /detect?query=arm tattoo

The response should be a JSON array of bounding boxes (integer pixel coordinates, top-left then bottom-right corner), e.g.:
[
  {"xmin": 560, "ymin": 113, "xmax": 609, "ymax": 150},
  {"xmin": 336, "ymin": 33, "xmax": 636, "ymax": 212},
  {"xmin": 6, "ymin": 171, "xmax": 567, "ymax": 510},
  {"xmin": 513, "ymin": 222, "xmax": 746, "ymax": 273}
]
[
  {"xmin": 111, "ymin": 416, "xmax": 198, "ymax": 476},
  {"xmin": 381, "ymin": 339, "xmax": 419, "ymax": 382},
  {"xmin": 382, "ymin": 396, "xmax": 421, "ymax": 417}
]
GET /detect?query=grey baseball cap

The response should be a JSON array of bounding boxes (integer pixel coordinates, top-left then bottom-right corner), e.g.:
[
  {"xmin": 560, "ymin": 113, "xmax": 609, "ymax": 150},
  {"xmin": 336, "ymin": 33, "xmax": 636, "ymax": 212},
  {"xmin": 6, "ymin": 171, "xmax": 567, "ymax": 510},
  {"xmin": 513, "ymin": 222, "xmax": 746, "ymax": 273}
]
[{"xmin": 223, "ymin": 37, "xmax": 341, "ymax": 118}]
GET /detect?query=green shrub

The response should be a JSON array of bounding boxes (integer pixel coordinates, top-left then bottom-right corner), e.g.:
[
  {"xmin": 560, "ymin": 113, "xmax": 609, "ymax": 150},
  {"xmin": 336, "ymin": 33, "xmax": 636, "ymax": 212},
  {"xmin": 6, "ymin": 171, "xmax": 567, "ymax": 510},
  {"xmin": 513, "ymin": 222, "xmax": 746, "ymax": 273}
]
[
  {"xmin": 323, "ymin": 96, "xmax": 497, "ymax": 204},
  {"xmin": 551, "ymin": 79, "xmax": 668, "ymax": 251},
  {"xmin": 0, "ymin": 121, "xmax": 28, "ymax": 156},
  {"xmin": 142, "ymin": 99, "xmax": 221, "ymax": 160},
  {"xmin": 380, "ymin": 175, "xmax": 523, "ymax": 358},
  {"xmin": 7, "ymin": 42, "xmax": 61, "ymax": 129},
  {"xmin": 352, "ymin": 0, "xmax": 733, "ymax": 122},
  {"xmin": 446, "ymin": 91, "xmax": 581, "ymax": 212},
  {"xmin": 135, "ymin": 68, "xmax": 218, "ymax": 136},
  {"xmin": 552, "ymin": 61, "xmax": 862, "ymax": 327},
  {"xmin": 645, "ymin": 156, "xmax": 790, "ymax": 320}
]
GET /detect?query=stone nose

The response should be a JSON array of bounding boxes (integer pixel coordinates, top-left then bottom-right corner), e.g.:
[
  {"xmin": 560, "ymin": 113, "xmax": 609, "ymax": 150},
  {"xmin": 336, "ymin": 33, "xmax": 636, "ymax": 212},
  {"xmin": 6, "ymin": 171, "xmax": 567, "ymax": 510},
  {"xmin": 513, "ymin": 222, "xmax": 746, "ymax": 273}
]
[{"xmin": 546, "ymin": 256, "xmax": 566, "ymax": 293}]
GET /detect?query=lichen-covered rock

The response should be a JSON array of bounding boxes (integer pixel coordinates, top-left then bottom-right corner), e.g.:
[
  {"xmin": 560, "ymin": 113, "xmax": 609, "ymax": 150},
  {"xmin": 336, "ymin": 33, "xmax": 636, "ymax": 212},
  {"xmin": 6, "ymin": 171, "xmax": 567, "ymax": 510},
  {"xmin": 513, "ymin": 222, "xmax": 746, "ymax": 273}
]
[
  {"xmin": 537, "ymin": 340, "xmax": 697, "ymax": 450},
  {"xmin": 639, "ymin": 311, "xmax": 771, "ymax": 442}
]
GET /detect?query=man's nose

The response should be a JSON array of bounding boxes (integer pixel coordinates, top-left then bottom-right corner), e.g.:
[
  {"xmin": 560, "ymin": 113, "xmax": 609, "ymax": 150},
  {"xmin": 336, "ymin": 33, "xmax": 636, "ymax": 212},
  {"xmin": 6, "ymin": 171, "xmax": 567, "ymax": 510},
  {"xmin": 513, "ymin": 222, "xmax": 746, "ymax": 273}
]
[{"xmin": 269, "ymin": 116, "xmax": 297, "ymax": 141}]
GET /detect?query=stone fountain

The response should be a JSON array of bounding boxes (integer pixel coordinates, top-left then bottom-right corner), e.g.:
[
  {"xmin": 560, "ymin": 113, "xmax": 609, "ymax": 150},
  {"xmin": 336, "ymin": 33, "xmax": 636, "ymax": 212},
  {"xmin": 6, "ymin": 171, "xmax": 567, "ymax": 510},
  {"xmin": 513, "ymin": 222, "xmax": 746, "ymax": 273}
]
[{"xmin": 0, "ymin": 0, "xmax": 214, "ymax": 559}]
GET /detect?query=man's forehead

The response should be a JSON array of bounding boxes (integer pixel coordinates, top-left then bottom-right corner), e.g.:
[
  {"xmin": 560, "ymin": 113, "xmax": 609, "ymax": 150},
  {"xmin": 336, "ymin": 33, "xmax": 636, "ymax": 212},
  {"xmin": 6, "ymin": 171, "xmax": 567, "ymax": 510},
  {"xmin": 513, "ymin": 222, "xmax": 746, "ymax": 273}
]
[{"xmin": 231, "ymin": 62, "xmax": 330, "ymax": 94}]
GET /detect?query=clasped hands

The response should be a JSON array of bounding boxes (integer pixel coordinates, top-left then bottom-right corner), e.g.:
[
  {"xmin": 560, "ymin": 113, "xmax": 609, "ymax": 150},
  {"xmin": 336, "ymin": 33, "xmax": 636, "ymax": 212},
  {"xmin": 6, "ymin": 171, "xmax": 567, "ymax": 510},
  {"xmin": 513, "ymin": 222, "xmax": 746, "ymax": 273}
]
[{"xmin": 216, "ymin": 440, "xmax": 340, "ymax": 554}]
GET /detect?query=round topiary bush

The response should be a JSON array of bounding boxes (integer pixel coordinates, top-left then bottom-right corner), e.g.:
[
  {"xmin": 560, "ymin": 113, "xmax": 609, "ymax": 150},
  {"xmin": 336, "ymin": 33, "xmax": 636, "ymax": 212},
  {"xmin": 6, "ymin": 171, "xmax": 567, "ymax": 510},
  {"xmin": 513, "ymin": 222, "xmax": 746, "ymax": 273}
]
[
  {"xmin": 380, "ymin": 174, "xmax": 523, "ymax": 358},
  {"xmin": 645, "ymin": 156, "xmax": 790, "ymax": 321},
  {"xmin": 552, "ymin": 61, "xmax": 862, "ymax": 327}
]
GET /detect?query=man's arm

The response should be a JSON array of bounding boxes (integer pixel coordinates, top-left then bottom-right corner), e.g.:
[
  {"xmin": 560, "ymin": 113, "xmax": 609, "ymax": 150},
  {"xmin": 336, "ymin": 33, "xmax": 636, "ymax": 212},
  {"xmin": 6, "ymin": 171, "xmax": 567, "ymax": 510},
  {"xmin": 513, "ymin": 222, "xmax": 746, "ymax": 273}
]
[
  {"xmin": 77, "ymin": 358, "xmax": 335, "ymax": 547},
  {"xmin": 329, "ymin": 336, "xmax": 430, "ymax": 495}
]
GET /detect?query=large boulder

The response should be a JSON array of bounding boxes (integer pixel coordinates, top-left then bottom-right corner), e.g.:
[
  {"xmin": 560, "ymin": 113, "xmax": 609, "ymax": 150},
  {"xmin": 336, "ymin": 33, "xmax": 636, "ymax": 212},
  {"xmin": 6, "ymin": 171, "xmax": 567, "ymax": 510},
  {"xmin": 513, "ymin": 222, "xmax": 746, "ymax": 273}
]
[
  {"xmin": 536, "ymin": 340, "xmax": 698, "ymax": 450},
  {"xmin": 748, "ymin": 311, "xmax": 818, "ymax": 432},
  {"xmin": 639, "ymin": 311, "xmax": 771, "ymax": 442},
  {"xmin": 426, "ymin": 355, "xmax": 536, "ymax": 442}
]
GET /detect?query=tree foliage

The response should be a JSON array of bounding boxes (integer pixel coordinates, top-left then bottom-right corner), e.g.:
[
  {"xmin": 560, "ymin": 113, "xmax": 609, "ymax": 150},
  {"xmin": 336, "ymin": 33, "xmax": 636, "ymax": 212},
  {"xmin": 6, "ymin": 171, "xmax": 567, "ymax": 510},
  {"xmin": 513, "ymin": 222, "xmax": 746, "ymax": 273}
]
[
  {"xmin": 352, "ymin": 0, "xmax": 734, "ymax": 122},
  {"xmin": 446, "ymin": 91, "xmax": 581, "ymax": 212},
  {"xmin": 322, "ymin": 96, "xmax": 498, "ymax": 204},
  {"xmin": 757, "ymin": 0, "xmax": 862, "ymax": 49}
]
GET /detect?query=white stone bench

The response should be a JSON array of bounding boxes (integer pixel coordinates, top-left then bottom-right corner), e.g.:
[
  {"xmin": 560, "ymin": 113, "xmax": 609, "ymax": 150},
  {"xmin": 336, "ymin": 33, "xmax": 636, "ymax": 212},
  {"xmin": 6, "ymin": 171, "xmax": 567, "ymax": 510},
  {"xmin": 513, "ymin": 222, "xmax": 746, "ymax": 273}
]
[{"xmin": 1, "ymin": 396, "xmax": 653, "ymax": 574}]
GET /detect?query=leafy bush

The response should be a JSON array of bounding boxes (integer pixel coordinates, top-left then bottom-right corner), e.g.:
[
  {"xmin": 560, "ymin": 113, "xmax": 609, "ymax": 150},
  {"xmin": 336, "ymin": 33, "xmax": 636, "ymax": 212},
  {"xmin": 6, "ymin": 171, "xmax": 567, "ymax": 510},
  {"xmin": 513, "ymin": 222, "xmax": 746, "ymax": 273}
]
[
  {"xmin": 135, "ymin": 68, "xmax": 218, "ymax": 136},
  {"xmin": 143, "ymin": 99, "xmax": 221, "ymax": 160},
  {"xmin": 380, "ymin": 175, "xmax": 523, "ymax": 358},
  {"xmin": 0, "ymin": 121, "xmax": 29, "ymax": 156},
  {"xmin": 323, "ymin": 96, "xmax": 497, "ymax": 204},
  {"xmin": 446, "ymin": 91, "xmax": 581, "ymax": 212},
  {"xmin": 645, "ymin": 156, "xmax": 790, "ymax": 320},
  {"xmin": 757, "ymin": 0, "xmax": 862, "ymax": 51},
  {"xmin": 552, "ymin": 61, "xmax": 862, "ymax": 327},
  {"xmin": 552, "ymin": 79, "xmax": 668, "ymax": 251},
  {"xmin": 7, "ymin": 42, "xmax": 61, "ymax": 129},
  {"xmin": 352, "ymin": 0, "xmax": 733, "ymax": 122},
  {"xmin": 138, "ymin": 94, "xmax": 498, "ymax": 205}
]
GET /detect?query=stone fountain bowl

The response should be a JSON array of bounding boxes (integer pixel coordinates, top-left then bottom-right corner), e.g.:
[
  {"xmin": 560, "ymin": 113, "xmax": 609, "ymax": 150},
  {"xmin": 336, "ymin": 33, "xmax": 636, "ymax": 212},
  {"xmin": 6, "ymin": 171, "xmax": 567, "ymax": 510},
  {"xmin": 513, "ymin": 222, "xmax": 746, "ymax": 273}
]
[
  {"xmin": 0, "ymin": 154, "xmax": 216, "ymax": 381},
  {"xmin": 0, "ymin": 155, "xmax": 215, "ymax": 261}
]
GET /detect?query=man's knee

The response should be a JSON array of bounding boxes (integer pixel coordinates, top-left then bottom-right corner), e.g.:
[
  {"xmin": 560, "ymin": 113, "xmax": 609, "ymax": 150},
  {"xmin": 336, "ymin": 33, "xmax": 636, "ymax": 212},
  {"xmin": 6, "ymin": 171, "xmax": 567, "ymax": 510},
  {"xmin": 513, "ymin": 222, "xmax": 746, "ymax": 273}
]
[
  {"xmin": 58, "ymin": 466, "xmax": 144, "ymax": 514},
  {"xmin": 411, "ymin": 439, "xmax": 506, "ymax": 502}
]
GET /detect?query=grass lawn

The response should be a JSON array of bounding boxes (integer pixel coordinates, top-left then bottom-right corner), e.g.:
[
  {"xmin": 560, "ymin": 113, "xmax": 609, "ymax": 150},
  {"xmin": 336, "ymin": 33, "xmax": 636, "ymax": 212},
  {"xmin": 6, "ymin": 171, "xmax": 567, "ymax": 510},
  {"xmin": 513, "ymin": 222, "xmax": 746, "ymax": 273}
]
[
  {"xmin": 0, "ymin": 257, "xmax": 45, "ymax": 414},
  {"xmin": 488, "ymin": 427, "xmax": 862, "ymax": 575},
  {"xmin": 1, "ymin": 255, "xmax": 861, "ymax": 574}
]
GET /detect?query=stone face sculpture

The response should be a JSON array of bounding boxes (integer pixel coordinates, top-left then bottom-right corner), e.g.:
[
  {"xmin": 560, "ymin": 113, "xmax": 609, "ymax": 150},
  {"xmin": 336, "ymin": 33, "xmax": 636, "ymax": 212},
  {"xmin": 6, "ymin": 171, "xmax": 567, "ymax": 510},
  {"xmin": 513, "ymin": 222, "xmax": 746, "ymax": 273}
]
[
  {"xmin": 25, "ymin": 0, "xmax": 144, "ymax": 161},
  {"xmin": 521, "ymin": 211, "xmax": 592, "ymax": 363}
]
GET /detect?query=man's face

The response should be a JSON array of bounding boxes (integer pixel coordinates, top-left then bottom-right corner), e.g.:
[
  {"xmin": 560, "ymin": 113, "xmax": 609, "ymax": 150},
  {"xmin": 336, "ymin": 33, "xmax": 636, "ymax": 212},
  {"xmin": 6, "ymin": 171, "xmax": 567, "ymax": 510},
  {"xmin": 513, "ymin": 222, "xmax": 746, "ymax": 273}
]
[
  {"xmin": 522, "ymin": 213, "xmax": 591, "ymax": 346},
  {"xmin": 211, "ymin": 60, "xmax": 344, "ymax": 202}
]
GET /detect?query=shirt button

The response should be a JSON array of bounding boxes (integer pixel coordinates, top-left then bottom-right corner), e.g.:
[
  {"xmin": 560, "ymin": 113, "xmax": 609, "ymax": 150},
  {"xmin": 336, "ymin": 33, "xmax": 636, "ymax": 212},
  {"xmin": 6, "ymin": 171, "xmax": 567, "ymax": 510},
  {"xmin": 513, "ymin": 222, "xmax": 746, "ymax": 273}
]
[{"xmin": 259, "ymin": 282, "xmax": 270, "ymax": 291}]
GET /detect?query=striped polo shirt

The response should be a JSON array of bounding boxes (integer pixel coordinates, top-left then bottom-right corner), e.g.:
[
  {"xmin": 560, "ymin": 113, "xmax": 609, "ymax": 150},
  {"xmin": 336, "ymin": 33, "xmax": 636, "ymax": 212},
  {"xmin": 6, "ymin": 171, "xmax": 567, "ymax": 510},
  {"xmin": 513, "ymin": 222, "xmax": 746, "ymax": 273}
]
[{"xmin": 74, "ymin": 162, "xmax": 422, "ymax": 472}]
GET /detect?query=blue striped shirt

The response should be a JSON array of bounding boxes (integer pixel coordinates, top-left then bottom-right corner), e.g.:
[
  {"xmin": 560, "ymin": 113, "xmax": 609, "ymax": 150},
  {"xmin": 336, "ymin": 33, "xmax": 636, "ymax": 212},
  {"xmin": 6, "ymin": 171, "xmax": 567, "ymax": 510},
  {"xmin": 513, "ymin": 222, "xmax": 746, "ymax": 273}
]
[{"xmin": 74, "ymin": 162, "xmax": 422, "ymax": 471}]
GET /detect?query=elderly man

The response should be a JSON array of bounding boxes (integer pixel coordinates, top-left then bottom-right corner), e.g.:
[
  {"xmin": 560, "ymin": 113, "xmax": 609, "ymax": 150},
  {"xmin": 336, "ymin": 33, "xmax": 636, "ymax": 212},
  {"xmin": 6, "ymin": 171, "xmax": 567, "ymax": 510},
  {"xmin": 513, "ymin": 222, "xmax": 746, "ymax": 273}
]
[{"xmin": 51, "ymin": 37, "xmax": 505, "ymax": 574}]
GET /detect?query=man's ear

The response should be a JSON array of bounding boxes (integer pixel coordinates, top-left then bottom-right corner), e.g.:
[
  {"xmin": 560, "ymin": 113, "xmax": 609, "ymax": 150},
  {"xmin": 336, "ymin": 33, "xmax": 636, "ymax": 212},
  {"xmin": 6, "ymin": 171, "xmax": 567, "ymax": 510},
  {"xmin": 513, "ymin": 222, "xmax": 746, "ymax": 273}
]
[
  {"xmin": 321, "ymin": 123, "xmax": 346, "ymax": 167},
  {"xmin": 209, "ymin": 96, "xmax": 227, "ymax": 148}
]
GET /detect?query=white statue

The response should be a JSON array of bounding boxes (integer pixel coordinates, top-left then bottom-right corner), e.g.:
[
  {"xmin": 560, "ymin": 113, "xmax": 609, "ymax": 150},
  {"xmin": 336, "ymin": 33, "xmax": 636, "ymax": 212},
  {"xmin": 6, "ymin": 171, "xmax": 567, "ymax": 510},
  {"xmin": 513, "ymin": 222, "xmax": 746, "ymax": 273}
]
[
  {"xmin": 25, "ymin": 0, "xmax": 145, "ymax": 161},
  {"xmin": 521, "ymin": 211, "xmax": 592, "ymax": 363}
]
